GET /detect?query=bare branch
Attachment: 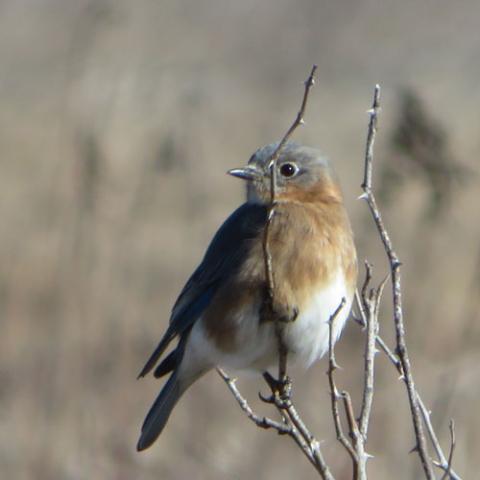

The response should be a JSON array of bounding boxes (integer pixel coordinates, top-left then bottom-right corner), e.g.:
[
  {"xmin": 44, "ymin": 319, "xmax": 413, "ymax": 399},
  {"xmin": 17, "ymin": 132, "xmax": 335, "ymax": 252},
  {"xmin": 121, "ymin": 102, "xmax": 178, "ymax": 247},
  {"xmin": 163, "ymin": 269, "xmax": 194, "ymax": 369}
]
[
  {"xmin": 217, "ymin": 368, "xmax": 290, "ymax": 433},
  {"xmin": 219, "ymin": 77, "xmax": 464, "ymax": 480},
  {"xmin": 358, "ymin": 264, "xmax": 382, "ymax": 439},
  {"xmin": 283, "ymin": 400, "xmax": 334, "ymax": 479},
  {"xmin": 361, "ymin": 85, "xmax": 380, "ymax": 193},
  {"xmin": 354, "ymin": 300, "xmax": 463, "ymax": 480},
  {"xmin": 218, "ymin": 367, "xmax": 333, "ymax": 474},
  {"xmin": 441, "ymin": 420, "xmax": 456, "ymax": 480},
  {"xmin": 327, "ymin": 299, "xmax": 356, "ymax": 460},
  {"xmin": 268, "ymin": 64, "xmax": 318, "ymax": 177},
  {"xmin": 353, "ymin": 295, "xmax": 402, "ymax": 371},
  {"xmin": 219, "ymin": 66, "xmax": 336, "ymax": 480},
  {"xmin": 220, "ymin": 365, "xmax": 335, "ymax": 479},
  {"xmin": 262, "ymin": 64, "xmax": 318, "ymax": 293},
  {"xmin": 360, "ymin": 84, "xmax": 435, "ymax": 480},
  {"xmin": 327, "ymin": 296, "xmax": 375, "ymax": 480},
  {"xmin": 262, "ymin": 65, "xmax": 317, "ymax": 383},
  {"xmin": 419, "ymin": 400, "xmax": 461, "ymax": 480},
  {"xmin": 341, "ymin": 390, "xmax": 370, "ymax": 480}
]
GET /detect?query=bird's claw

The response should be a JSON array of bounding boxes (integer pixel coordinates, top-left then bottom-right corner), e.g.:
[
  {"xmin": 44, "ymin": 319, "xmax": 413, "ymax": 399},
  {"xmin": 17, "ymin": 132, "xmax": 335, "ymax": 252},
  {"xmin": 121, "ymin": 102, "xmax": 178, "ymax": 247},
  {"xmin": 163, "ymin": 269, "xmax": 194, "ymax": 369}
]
[{"xmin": 261, "ymin": 371, "xmax": 292, "ymax": 405}]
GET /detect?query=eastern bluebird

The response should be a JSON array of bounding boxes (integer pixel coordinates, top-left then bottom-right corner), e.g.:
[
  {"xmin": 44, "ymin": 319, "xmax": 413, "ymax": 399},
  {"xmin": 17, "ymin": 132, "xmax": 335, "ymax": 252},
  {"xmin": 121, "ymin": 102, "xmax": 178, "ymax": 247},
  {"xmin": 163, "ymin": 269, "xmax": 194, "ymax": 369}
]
[{"xmin": 137, "ymin": 142, "xmax": 357, "ymax": 451}]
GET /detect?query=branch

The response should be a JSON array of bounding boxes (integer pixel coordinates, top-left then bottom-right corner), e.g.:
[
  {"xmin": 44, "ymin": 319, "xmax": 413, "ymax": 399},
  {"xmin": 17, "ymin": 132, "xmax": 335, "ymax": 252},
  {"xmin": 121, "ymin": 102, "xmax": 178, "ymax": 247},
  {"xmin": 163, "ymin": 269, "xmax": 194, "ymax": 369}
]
[
  {"xmin": 354, "ymin": 154, "xmax": 461, "ymax": 480},
  {"xmin": 358, "ymin": 264, "xmax": 386, "ymax": 438},
  {"xmin": 282, "ymin": 397, "xmax": 334, "ymax": 479},
  {"xmin": 218, "ymin": 66, "xmax": 335, "ymax": 480},
  {"xmin": 262, "ymin": 64, "xmax": 317, "ymax": 382},
  {"xmin": 218, "ymin": 77, "xmax": 464, "ymax": 480},
  {"xmin": 327, "ymin": 298, "xmax": 356, "ymax": 462},
  {"xmin": 217, "ymin": 368, "xmax": 290, "ymax": 433},
  {"xmin": 420, "ymin": 402, "xmax": 460, "ymax": 480},
  {"xmin": 267, "ymin": 64, "xmax": 318, "ymax": 174},
  {"xmin": 352, "ymin": 305, "xmax": 463, "ymax": 480},
  {"xmin": 359, "ymin": 84, "xmax": 435, "ymax": 479},
  {"xmin": 218, "ymin": 367, "xmax": 334, "ymax": 479},
  {"xmin": 440, "ymin": 420, "xmax": 456, "ymax": 480},
  {"xmin": 327, "ymin": 295, "xmax": 376, "ymax": 480}
]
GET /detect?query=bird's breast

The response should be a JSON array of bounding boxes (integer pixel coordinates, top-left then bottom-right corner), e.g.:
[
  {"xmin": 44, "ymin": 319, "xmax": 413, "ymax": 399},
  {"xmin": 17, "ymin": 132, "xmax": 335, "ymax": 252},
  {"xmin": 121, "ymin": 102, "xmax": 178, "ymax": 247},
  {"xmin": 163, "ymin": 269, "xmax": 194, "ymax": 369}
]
[
  {"xmin": 268, "ymin": 201, "xmax": 357, "ymax": 365},
  {"xmin": 283, "ymin": 268, "xmax": 352, "ymax": 366},
  {"xmin": 198, "ymin": 200, "xmax": 357, "ymax": 370}
]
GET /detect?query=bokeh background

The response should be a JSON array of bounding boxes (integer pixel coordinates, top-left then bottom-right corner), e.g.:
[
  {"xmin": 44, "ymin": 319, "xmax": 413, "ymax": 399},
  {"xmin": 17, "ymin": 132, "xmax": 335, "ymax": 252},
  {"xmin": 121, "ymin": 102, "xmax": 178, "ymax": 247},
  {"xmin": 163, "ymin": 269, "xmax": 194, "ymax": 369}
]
[{"xmin": 1, "ymin": 1, "xmax": 479, "ymax": 479}]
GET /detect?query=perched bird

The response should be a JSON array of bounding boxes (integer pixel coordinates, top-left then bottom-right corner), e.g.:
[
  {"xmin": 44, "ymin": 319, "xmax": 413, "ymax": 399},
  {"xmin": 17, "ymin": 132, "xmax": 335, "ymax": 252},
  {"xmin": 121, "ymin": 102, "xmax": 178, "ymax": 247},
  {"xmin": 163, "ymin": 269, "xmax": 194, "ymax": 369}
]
[{"xmin": 137, "ymin": 142, "xmax": 357, "ymax": 451}]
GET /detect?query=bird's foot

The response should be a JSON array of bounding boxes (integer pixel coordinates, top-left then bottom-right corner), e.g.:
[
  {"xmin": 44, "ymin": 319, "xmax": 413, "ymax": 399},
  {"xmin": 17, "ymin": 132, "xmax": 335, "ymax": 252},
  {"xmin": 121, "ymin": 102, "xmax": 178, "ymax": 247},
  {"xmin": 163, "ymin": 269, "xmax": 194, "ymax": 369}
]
[{"xmin": 260, "ymin": 371, "xmax": 292, "ymax": 406}]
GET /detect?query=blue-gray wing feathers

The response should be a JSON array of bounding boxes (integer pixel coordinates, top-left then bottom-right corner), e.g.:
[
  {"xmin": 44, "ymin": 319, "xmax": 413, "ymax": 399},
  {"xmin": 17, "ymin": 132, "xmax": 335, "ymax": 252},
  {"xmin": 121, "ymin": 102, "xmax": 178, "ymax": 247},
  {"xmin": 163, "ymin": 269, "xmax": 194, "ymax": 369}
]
[{"xmin": 138, "ymin": 202, "xmax": 267, "ymax": 378}]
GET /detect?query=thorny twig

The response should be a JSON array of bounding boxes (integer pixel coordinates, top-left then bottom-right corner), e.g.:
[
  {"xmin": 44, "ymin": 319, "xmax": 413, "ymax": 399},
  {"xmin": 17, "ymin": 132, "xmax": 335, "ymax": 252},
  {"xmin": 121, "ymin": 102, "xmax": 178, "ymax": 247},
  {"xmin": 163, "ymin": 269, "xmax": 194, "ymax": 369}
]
[
  {"xmin": 259, "ymin": 64, "xmax": 336, "ymax": 479},
  {"xmin": 262, "ymin": 64, "xmax": 317, "ymax": 383},
  {"xmin": 354, "ymin": 297, "xmax": 462, "ymax": 480},
  {"xmin": 219, "ymin": 66, "xmax": 334, "ymax": 480},
  {"xmin": 216, "ymin": 368, "xmax": 290, "ymax": 433},
  {"xmin": 359, "ymin": 84, "xmax": 436, "ymax": 479},
  {"xmin": 440, "ymin": 420, "xmax": 456, "ymax": 480},
  {"xmin": 218, "ymin": 79, "xmax": 463, "ymax": 480},
  {"xmin": 327, "ymin": 265, "xmax": 382, "ymax": 480},
  {"xmin": 327, "ymin": 298, "xmax": 356, "ymax": 460},
  {"xmin": 217, "ymin": 367, "xmax": 334, "ymax": 479},
  {"xmin": 359, "ymin": 84, "xmax": 463, "ymax": 479},
  {"xmin": 327, "ymin": 299, "xmax": 357, "ymax": 471},
  {"xmin": 420, "ymin": 400, "xmax": 461, "ymax": 480},
  {"xmin": 358, "ymin": 264, "xmax": 387, "ymax": 438}
]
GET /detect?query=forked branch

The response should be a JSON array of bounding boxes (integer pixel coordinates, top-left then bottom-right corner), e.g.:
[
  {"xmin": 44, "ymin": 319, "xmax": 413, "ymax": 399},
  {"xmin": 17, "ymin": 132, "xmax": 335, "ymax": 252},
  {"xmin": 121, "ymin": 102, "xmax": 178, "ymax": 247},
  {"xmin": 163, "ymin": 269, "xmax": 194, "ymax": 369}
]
[{"xmin": 218, "ymin": 77, "xmax": 462, "ymax": 480}]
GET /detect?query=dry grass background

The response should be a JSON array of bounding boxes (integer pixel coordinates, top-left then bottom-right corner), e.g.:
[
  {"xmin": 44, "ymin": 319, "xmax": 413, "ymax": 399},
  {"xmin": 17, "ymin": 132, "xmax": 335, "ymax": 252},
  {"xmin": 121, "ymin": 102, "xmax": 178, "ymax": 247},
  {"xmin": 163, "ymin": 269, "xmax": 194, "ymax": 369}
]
[{"xmin": 1, "ymin": 1, "xmax": 480, "ymax": 479}]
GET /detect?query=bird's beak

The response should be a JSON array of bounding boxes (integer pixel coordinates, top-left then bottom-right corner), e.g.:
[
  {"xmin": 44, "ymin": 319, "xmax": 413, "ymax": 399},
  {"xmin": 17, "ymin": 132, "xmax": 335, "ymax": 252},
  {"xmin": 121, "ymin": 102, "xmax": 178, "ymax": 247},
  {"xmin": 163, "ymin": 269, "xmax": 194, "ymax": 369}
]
[{"xmin": 227, "ymin": 166, "xmax": 261, "ymax": 181}]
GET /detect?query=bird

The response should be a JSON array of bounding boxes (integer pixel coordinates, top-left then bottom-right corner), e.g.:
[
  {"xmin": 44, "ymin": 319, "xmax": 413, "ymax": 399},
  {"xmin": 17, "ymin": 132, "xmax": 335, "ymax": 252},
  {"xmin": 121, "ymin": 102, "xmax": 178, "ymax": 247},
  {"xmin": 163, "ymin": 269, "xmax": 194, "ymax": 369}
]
[{"xmin": 136, "ymin": 142, "xmax": 357, "ymax": 451}]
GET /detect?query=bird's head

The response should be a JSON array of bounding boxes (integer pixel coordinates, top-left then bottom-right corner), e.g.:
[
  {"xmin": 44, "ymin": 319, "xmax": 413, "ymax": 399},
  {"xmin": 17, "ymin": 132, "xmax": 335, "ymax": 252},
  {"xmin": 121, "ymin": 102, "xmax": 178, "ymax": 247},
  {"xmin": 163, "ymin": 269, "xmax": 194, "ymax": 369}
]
[{"xmin": 228, "ymin": 142, "xmax": 343, "ymax": 205}]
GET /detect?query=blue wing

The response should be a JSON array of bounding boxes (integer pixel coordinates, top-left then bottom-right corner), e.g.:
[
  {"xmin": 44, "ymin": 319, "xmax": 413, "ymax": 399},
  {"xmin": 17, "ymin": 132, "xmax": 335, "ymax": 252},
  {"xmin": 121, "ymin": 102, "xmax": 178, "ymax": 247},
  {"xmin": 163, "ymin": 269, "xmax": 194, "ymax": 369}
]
[{"xmin": 138, "ymin": 202, "xmax": 267, "ymax": 378}]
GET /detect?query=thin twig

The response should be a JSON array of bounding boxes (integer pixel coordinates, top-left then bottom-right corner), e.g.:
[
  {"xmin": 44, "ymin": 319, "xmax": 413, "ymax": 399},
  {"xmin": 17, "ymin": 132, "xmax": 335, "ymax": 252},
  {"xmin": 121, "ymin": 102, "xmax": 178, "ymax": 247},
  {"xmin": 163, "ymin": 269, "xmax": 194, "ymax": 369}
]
[
  {"xmin": 283, "ymin": 400, "xmax": 334, "ymax": 478},
  {"xmin": 267, "ymin": 65, "xmax": 318, "ymax": 172},
  {"xmin": 419, "ymin": 400, "xmax": 461, "ymax": 480},
  {"xmin": 327, "ymin": 299, "xmax": 356, "ymax": 461},
  {"xmin": 219, "ymin": 78, "xmax": 463, "ymax": 480},
  {"xmin": 218, "ymin": 367, "xmax": 334, "ymax": 479},
  {"xmin": 218, "ymin": 66, "xmax": 335, "ymax": 480},
  {"xmin": 262, "ymin": 64, "xmax": 317, "ymax": 383},
  {"xmin": 358, "ymin": 264, "xmax": 377, "ymax": 438},
  {"xmin": 342, "ymin": 390, "xmax": 369, "ymax": 480},
  {"xmin": 217, "ymin": 368, "xmax": 290, "ymax": 433},
  {"xmin": 353, "ymin": 295, "xmax": 401, "ymax": 371},
  {"xmin": 259, "ymin": 373, "xmax": 335, "ymax": 479},
  {"xmin": 440, "ymin": 420, "xmax": 456, "ymax": 480},
  {"xmin": 360, "ymin": 84, "xmax": 435, "ymax": 480},
  {"xmin": 327, "ymin": 296, "xmax": 374, "ymax": 480},
  {"xmin": 353, "ymin": 304, "xmax": 464, "ymax": 480},
  {"xmin": 354, "ymin": 297, "xmax": 463, "ymax": 480}
]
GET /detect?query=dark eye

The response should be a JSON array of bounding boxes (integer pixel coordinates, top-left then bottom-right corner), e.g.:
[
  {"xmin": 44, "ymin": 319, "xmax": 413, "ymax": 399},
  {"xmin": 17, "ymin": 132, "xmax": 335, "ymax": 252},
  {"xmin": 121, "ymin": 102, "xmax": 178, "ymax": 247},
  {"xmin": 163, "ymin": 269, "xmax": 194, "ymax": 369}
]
[{"xmin": 279, "ymin": 163, "xmax": 297, "ymax": 178}]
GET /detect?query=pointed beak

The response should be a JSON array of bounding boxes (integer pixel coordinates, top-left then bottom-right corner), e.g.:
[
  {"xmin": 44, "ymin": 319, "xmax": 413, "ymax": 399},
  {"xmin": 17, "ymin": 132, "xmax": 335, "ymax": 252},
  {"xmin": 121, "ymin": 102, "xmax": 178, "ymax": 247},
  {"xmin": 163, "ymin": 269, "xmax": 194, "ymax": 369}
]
[{"xmin": 227, "ymin": 166, "xmax": 261, "ymax": 181}]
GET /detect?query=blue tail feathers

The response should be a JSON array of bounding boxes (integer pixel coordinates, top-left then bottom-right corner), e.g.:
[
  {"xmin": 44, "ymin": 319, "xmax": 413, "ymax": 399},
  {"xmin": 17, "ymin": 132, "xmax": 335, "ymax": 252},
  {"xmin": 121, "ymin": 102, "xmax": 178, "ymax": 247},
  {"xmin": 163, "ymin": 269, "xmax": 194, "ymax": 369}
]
[{"xmin": 137, "ymin": 372, "xmax": 183, "ymax": 451}]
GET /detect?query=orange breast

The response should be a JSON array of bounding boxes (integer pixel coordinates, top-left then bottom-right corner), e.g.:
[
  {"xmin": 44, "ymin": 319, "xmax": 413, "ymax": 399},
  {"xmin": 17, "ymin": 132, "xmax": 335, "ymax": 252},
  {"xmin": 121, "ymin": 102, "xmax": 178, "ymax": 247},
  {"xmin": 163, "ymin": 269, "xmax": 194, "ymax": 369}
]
[
  {"xmin": 203, "ymin": 199, "xmax": 357, "ymax": 353},
  {"xmin": 268, "ymin": 201, "xmax": 357, "ymax": 310}
]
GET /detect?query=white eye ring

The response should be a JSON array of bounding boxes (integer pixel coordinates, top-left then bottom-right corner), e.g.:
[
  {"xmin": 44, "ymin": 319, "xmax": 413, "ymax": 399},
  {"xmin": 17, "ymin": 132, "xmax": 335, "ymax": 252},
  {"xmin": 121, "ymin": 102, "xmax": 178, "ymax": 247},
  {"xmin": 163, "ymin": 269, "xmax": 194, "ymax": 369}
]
[{"xmin": 279, "ymin": 162, "xmax": 298, "ymax": 178}]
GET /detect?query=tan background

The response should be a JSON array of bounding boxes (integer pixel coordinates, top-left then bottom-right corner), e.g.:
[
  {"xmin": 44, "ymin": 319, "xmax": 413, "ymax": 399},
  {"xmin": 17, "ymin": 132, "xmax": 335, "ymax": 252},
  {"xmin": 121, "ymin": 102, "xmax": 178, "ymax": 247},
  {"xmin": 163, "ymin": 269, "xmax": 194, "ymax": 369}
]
[{"xmin": 1, "ymin": 1, "xmax": 479, "ymax": 479}]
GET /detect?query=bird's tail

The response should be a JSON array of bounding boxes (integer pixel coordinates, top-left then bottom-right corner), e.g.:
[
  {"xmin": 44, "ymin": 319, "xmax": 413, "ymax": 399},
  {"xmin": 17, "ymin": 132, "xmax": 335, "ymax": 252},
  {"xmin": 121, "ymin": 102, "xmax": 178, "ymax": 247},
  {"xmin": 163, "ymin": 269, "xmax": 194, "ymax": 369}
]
[{"xmin": 137, "ymin": 371, "xmax": 185, "ymax": 451}]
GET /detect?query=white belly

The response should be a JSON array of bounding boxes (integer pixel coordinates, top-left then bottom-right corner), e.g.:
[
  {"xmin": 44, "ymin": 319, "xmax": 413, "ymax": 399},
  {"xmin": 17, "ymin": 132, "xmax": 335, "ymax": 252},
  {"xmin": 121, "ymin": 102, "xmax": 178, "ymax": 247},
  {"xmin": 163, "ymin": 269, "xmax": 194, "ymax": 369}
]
[
  {"xmin": 185, "ymin": 270, "xmax": 351, "ymax": 373},
  {"xmin": 283, "ymin": 270, "xmax": 352, "ymax": 367}
]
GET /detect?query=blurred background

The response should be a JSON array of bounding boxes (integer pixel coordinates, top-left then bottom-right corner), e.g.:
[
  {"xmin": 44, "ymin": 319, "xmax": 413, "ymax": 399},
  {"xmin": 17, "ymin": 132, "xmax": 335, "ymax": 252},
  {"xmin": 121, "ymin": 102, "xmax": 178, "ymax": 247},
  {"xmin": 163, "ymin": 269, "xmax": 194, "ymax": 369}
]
[{"xmin": 1, "ymin": 1, "xmax": 479, "ymax": 479}]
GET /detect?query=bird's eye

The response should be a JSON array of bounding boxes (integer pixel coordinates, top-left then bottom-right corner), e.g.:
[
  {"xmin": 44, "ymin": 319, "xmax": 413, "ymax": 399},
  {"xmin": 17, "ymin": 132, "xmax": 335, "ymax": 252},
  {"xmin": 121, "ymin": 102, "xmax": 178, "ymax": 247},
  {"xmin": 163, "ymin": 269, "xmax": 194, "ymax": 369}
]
[{"xmin": 279, "ymin": 163, "xmax": 298, "ymax": 178}]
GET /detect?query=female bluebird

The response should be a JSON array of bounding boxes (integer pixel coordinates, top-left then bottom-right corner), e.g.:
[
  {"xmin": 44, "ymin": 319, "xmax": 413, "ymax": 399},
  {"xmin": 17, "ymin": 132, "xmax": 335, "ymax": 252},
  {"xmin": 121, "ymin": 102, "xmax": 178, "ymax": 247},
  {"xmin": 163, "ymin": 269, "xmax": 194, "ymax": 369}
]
[{"xmin": 137, "ymin": 142, "xmax": 357, "ymax": 451}]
